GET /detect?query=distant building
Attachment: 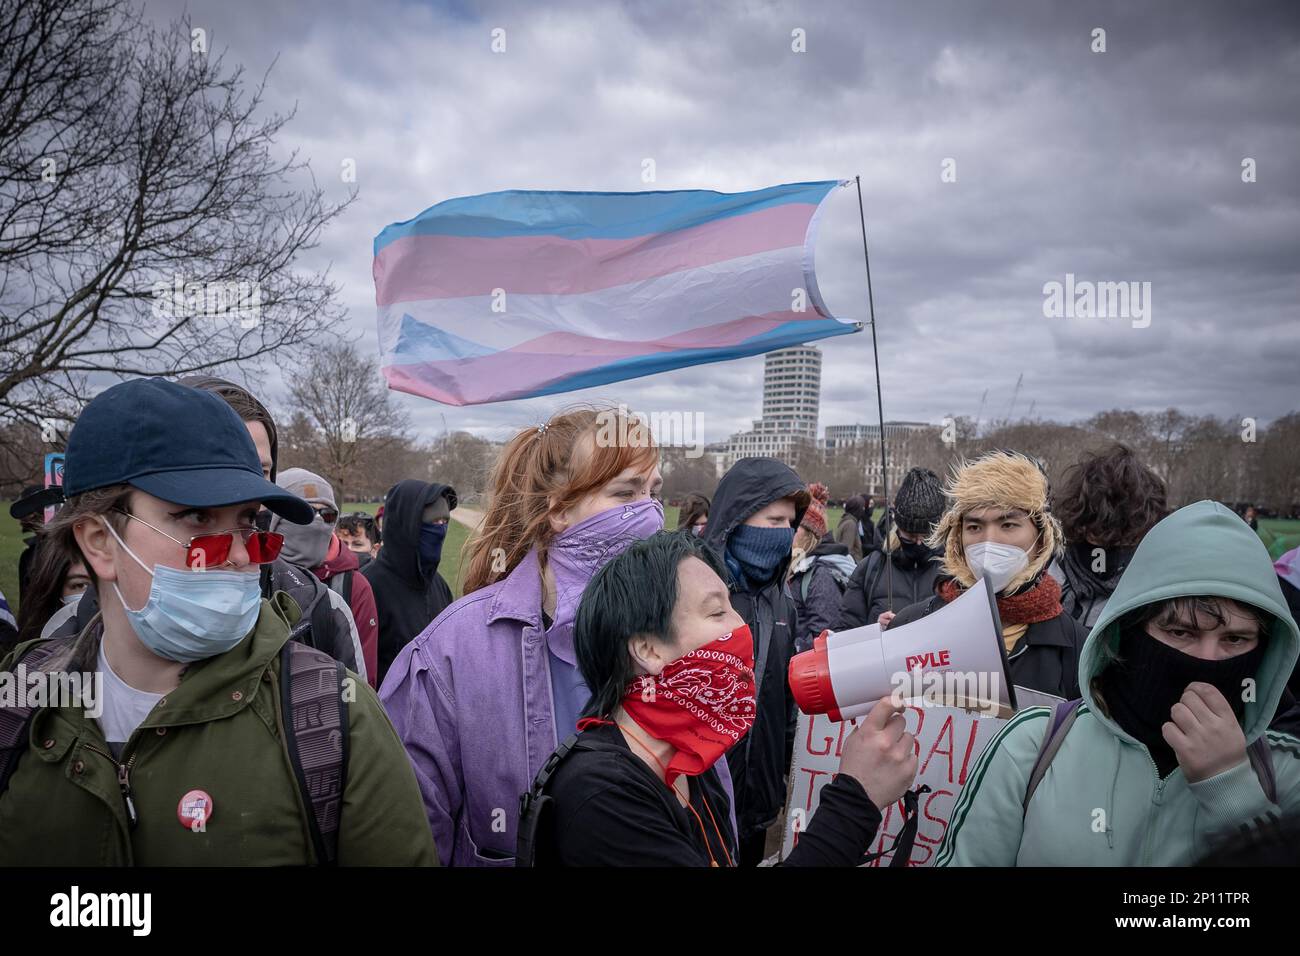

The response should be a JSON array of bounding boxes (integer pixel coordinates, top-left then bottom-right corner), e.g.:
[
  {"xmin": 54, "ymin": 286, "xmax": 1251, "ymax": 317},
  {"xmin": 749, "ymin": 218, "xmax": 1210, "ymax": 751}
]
[
  {"xmin": 821, "ymin": 421, "xmax": 936, "ymax": 497},
  {"xmin": 723, "ymin": 347, "xmax": 822, "ymax": 469}
]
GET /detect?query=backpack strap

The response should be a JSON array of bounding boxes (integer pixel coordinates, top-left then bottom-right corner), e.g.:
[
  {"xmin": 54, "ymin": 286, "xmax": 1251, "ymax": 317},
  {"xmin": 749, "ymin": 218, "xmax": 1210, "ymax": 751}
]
[
  {"xmin": 516, "ymin": 733, "xmax": 580, "ymax": 868},
  {"xmin": 516, "ymin": 732, "xmax": 630, "ymax": 867},
  {"xmin": 0, "ymin": 639, "xmax": 74, "ymax": 798},
  {"xmin": 279, "ymin": 641, "xmax": 349, "ymax": 865},
  {"xmin": 1020, "ymin": 700, "xmax": 1279, "ymax": 816},
  {"xmin": 864, "ymin": 551, "xmax": 888, "ymax": 614},
  {"xmin": 1022, "ymin": 698, "xmax": 1084, "ymax": 816},
  {"xmin": 1247, "ymin": 736, "xmax": 1277, "ymax": 804},
  {"xmin": 326, "ymin": 570, "xmax": 353, "ymax": 609}
]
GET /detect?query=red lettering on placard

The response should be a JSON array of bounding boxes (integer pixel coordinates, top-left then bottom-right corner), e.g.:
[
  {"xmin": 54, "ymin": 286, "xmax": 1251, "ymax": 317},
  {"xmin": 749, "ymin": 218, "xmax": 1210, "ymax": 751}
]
[
  {"xmin": 806, "ymin": 716, "xmax": 833, "ymax": 757},
  {"xmin": 903, "ymin": 649, "xmax": 952, "ymax": 671},
  {"xmin": 920, "ymin": 714, "xmax": 956, "ymax": 783},
  {"xmin": 800, "ymin": 768, "xmax": 830, "ymax": 810}
]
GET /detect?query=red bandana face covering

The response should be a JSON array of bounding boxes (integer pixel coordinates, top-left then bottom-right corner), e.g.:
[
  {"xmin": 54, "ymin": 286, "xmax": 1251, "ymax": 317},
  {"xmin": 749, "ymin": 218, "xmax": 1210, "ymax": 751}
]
[{"xmin": 615, "ymin": 625, "xmax": 757, "ymax": 786}]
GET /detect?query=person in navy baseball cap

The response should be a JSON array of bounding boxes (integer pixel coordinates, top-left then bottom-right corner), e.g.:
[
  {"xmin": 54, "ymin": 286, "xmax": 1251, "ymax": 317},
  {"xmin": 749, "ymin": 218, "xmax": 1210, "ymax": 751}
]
[
  {"xmin": 0, "ymin": 377, "xmax": 442, "ymax": 866},
  {"xmin": 63, "ymin": 378, "xmax": 312, "ymax": 522},
  {"xmin": 42, "ymin": 378, "xmax": 316, "ymax": 673}
]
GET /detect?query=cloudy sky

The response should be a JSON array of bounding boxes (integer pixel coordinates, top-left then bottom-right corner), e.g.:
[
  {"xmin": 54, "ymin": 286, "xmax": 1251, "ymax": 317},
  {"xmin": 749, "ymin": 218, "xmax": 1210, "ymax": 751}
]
[{"xmin": 145, "ymin": 0, "xmax": 1299, "ymax": 444}]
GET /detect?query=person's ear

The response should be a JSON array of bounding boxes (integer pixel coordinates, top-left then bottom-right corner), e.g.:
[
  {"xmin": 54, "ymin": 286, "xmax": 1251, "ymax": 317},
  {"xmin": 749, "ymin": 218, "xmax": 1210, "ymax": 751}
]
[
  {"xmin": 74, "ymin": 516, "xmax": 119, "ymax": 584},
  {"xmin": 547, "ymin": 496, "xmax": 570, "ymax": 535},
  {"xmin": 627, "ymin": 633, "xmax": 669, "ymax": 676}
]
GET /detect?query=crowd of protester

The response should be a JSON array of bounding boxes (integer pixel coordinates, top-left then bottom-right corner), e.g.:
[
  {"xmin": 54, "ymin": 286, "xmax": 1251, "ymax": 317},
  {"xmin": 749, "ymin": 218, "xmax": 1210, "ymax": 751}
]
[{"xmin": 0, "ymin": 377, "xmax": 1297, "ymax": 867}]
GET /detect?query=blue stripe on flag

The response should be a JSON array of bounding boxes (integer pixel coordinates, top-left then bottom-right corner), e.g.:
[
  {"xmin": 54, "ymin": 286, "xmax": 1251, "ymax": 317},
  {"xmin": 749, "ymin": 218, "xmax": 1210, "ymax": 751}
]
[{"xmin": 374, "ymin": 181, "xmax": 842, "ymax": 251}]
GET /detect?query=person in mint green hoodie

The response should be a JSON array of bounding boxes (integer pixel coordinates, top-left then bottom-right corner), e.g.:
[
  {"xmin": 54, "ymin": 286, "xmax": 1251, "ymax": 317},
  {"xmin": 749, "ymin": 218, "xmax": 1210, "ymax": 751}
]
[{"xmin": 936, "ymin": 500, "xmax": 1300, "ymax": 866}]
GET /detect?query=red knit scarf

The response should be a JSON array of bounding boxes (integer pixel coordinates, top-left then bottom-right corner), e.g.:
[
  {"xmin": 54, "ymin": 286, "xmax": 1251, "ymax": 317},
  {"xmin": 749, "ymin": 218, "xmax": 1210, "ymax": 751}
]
[{"xmin": 938, "ymin": 573, "xmax": 1063, "ymax": 625}]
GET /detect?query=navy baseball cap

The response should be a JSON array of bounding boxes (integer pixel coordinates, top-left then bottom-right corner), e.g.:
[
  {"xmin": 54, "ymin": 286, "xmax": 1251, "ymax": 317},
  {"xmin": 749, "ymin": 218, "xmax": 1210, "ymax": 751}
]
[{"xmin": 64, "ymin": 379, "xmax": 313, "ymax": 524}]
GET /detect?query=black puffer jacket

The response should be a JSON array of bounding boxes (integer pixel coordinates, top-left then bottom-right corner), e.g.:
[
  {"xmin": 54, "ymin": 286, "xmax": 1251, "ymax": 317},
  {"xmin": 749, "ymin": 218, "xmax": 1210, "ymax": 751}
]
[
  {"xmin": 838, "ymin": 545, "xmax": 942, "ymax": 630},
  {"xmin": 364, "ymin": 479, "xmax": 456, "ymax": 685},
  {"xmin": 703, "ymin": 458, "xmax": 807, "ymax": 841}
]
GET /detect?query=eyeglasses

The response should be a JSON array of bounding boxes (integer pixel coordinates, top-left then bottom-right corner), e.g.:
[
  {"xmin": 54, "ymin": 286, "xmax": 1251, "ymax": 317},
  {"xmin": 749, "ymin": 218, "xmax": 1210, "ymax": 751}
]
[
  {"xmin": 312, "ymin": 507, "xmax": 339, "ymax": 525},
  {"xmin": 114, "ymin": 509, "xmax": 284, "ymax": 569}
]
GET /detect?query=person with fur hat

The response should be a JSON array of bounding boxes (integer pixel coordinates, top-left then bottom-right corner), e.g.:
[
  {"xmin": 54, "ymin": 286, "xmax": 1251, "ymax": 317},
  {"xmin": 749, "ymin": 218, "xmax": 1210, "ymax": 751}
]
[
  {"xmin": 789, "ymin": 483, "xmax": 856, "ymax": 653},
  {"xmin": 840, "ymin": 467, "xmax": 946, "ymax": 631},
  {"xmin": 885, "ymin": 451, "xmax": 1088, "ymax": 700}
]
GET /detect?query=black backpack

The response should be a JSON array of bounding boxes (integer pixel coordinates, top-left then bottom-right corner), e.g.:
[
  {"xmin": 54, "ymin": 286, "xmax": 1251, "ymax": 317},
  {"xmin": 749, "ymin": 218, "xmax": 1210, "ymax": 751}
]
[{"xmin": 0, "ymin": 636, "xmax": 349, "ymax": 864}]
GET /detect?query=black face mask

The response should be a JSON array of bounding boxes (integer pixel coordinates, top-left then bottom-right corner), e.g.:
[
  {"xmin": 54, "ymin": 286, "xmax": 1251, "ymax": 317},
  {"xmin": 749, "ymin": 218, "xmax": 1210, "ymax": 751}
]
[
  {"xmin": 893, "ymin": 539, "xmax": 933, "ymax": 571},
  {"xmin": 1097, "ymin": 624, "xmax": 1267, "ymax": 778}
]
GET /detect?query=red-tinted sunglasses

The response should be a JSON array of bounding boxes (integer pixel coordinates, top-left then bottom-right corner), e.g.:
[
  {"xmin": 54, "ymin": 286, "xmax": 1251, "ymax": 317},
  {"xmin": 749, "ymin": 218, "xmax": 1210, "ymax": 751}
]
[{"xmin": 115, "ymin": 509, "xmax": 284, "ymax": 569}]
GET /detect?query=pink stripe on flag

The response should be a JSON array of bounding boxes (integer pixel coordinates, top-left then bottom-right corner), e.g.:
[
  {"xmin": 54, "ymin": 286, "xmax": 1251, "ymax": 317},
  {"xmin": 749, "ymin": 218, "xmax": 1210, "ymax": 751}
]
[
  {"xmin": 382, "ymin": 311, "xmax": 812, "ymax": 405},
  {"xmin": 373, "ymin": 202, "xmax": 818, "ymax": 304}
]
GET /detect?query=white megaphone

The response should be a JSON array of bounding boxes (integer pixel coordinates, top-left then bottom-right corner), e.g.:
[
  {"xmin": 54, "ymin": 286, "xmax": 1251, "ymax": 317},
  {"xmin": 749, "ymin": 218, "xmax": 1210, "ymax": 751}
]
[{"xmin": 788, "ymin": 575, "xmax": 1017, "ymax": 720}]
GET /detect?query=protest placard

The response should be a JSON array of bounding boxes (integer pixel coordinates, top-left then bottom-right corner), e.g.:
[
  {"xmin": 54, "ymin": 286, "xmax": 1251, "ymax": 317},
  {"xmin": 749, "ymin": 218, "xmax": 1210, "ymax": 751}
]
[{"xmin": 781, "ymin": 687, "xmax": 1062, "ymax": 865}]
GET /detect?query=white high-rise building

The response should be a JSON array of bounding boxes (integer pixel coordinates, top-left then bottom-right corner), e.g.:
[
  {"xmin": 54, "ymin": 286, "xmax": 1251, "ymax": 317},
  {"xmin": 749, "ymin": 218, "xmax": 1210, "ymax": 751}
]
[{"xmin": 724, "ymin": 347, "xmax": 822, "ymax": 467}]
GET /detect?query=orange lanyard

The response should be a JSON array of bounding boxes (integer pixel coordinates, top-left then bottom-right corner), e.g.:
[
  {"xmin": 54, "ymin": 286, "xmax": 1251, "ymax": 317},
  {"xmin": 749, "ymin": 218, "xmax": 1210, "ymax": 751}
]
[{"xmin": 617, "ymin": 719, "xmax": 734, "ymax": 868}]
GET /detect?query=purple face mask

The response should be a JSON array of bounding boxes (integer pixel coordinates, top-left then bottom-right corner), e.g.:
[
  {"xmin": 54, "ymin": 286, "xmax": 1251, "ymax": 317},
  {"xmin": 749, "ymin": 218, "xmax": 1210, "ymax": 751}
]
[{"xmin": 543, "ymin": 497, "xmax": 665, "ymax": 660}]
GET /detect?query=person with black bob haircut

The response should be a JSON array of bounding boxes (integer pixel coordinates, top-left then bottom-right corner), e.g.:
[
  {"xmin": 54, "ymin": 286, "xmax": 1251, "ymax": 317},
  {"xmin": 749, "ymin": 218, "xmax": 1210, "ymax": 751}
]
[{"xmin": 523, "ymin": 529, "xmax": 917, "ymax": 867}]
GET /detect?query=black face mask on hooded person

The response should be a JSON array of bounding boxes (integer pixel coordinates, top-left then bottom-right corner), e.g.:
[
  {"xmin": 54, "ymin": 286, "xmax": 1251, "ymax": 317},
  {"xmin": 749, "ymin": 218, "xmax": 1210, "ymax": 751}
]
[{"xmin": 1096, "ymin": 621, "xmax": 1267, "ymax": 778}]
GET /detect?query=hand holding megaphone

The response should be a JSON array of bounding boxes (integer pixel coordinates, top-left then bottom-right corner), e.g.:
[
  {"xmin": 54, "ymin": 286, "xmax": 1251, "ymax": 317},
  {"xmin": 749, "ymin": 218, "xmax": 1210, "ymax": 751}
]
[{"xmin": 839, "ymin": 695, "xmax": 919, "ymax": 810}]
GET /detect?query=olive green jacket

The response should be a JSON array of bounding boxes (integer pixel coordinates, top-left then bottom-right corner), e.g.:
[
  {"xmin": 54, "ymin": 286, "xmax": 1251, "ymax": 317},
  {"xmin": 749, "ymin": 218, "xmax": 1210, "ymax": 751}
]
[{"xmin": 0, "ymin": 594, "xmax": 438, "ymax": 866}]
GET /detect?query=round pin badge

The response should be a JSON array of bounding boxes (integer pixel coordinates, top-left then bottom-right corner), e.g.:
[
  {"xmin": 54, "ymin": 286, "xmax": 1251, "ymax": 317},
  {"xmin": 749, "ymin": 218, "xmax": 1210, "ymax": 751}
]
[{"xmin": 178, "ymin": 789, "xmax": 214, "ymax": 829}]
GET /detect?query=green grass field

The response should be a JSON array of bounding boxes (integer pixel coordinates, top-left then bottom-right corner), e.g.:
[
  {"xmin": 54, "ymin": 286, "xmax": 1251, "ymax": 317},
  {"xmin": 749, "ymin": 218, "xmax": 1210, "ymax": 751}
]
[{"xmin": 3, "ymin": 500, "xmax": 1295, "ymax": 616}]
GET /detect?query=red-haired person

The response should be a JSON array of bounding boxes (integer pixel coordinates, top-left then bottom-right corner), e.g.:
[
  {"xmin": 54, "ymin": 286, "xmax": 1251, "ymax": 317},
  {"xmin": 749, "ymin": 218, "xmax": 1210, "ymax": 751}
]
[{"xmin": 381, "ymin": 407, "xmax": 727, "ymax": 865}]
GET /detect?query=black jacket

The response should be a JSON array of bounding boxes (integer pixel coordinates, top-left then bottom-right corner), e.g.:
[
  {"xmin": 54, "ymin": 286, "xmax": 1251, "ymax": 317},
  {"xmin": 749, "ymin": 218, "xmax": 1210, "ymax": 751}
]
[
  {"xmin": 838, "ymin": 546, "xmax": 943, "ymax": 631},
  {"xmin": 363, "ymin": 479, "xmax": 456, "ymax": 685},
  {"xmin": 703, "ymin": 457, "xmax": 807, "ymax": 839},
  {"xmin": 887, "ymin": 587, "xmax": 1088, "ymax": 701},
  {"xmin": 17, "ymin": 535, "xmax": 40, "ymax": 603},
  {"xmin": 537, "ymin": 721, "xmax": 881, "ymax": 866}
]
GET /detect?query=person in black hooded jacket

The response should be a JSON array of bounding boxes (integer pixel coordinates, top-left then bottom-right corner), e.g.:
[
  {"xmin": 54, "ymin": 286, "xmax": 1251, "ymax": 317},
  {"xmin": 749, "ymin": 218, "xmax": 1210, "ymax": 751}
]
[
  {"xmin": 365, "ymin": 479, "xmax": 457, "ymax": 684},
  {"xmin": 703, "ymin": 457, "xmax": 810, "ymax": 866}
]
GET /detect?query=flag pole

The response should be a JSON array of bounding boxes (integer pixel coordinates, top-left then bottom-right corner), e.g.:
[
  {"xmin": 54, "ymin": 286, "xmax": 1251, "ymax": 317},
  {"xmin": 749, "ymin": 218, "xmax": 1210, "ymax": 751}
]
[{"xmin": 854, "ymin": 175, "xmax": 893, "ymax": 608}]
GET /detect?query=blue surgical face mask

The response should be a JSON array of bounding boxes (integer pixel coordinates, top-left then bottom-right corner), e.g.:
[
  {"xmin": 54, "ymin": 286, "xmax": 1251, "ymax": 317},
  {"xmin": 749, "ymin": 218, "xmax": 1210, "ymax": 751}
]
[{"xmin": 102, "ymin": 518, "xmax": 261, "ymax": 663}]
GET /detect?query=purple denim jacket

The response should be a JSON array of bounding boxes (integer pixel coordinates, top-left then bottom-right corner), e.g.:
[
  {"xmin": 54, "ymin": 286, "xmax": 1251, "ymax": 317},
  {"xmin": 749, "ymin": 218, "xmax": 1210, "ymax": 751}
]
[{"xmin": 379, "ymin": 547, "xmax": 736, "ymax": 866}]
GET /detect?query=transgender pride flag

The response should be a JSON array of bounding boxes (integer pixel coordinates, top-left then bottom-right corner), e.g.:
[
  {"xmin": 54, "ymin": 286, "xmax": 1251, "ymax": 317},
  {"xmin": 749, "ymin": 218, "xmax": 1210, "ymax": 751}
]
[{"xmin": 372, "ymin": 180, "xmax": 859, "ymax": 406}]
